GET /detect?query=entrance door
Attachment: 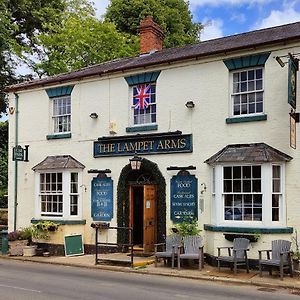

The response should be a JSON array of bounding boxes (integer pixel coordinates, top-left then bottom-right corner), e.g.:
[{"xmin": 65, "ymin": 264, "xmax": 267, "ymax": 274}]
[
  {"xmin": 143, "ymin": 185, "xmax": 156, "ymax": 252},
  {"xmin": 129, "ymin": 185, "xmax": 156, "ymax": 252}
]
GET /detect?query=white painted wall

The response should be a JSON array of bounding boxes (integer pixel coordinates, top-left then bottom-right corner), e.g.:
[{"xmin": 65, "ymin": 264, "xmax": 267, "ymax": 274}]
[{"xmin": 7, "ymin": 42, "xmax": 300, "ymax": 254}]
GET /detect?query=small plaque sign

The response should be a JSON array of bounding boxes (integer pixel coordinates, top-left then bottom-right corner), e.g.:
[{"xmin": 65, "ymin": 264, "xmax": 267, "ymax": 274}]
[
  {"xmin": 170, "ymin": 172, "xmax": 198, "ymax": 223},
  {"xmin": 13, "ymin": 145, "xmax": 24, "ymax": 161},
  {"xmin": 91, "ymin": 177, "xmax": 113, "ymax": 221},
  {"xmin": 288, "ymin": 57, "xmax": 298, "ymax": 109}
]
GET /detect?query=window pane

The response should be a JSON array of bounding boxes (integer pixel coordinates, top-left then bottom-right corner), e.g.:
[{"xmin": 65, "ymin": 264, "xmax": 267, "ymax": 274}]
[
  {"xmin": 233, "ymin": 73, "xmax": 239, "ymax": 82},
  {"xmin": 234, "ymin": 95, "xmax": 240, "ymax": 105},
  {"xmin": 224, "ymin": 167, "xmax": 232, "ymax": 179},
  {"xmin": 224, "ymin": 194, "xmax": 233, "ymax": 206},
  {"xmin": 272, "ymin": 208, "xmax": 279, "ymax": 221},
  {"xmin": 272, "ymin": 194, "xmax": 279, "ymax": 207},
  {"xmin": 241, "ymin": 71, "xmax": 247, "ymax": 81},
  {"xmin": 248, "ymin": 81, "xmax": 254, "ymax": 91},
  {"xmin": 233, "ymin": 180, "xmax": 241, "ymax": 192},
  {"xmin": 233, "ymin": 167, "xmax": 241, "ymax": 179},
  {"xmin": 243, "ymin": 166, "xmax": 251, "ymax": 178},
  {"xmin": 256, "ymin": 69, "xmax": 262, "ymax": 79},
  {"xmin": 273, "ymin": 166, "xmax": 280, "ymax": 178},
  {"xmin": 252, "ymin": 166, "xmax": 261, "ymax": 178},
  {"xmin": 252, "ymin": 180, "xmax": 261, "ymax": 192},
  {"xmin": 248, "ymin": 70, "xmax": 254, "ymax": 80},
  {"xmin": 243, "ymin": 180, "xmax": 251, "ymax": 192},
  {"xmin": 224, "ymin": 180, "xmax": 232, "ymax": 192},
  {"xmin": 241, "ymin": 82, "xmax": 247, "ymax": 92}
]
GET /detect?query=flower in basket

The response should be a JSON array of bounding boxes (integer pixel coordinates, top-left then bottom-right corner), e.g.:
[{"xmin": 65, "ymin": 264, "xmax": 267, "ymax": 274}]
[{"xmin": 31, "ymin": 221, "xmax": 59, "ymax": 240}]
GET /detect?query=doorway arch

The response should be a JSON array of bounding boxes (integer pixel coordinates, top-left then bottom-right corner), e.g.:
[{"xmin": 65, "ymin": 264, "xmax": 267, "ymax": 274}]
[{"xmin": 117, "ymin": 158, "xmax": 166, "ymax": 248}]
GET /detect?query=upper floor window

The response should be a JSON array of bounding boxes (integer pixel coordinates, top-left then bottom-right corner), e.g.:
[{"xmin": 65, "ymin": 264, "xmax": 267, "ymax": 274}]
[
  {"xmin": 231, "ymin": 68, "xmax": 264, "ymax": 116},
  {"xmin": 53, "ymin": 96, "xmax": 71, "ymax": 133},
  {"xmin": 131, "ymin": 83, "xmax": 156, "ymax": 125}
]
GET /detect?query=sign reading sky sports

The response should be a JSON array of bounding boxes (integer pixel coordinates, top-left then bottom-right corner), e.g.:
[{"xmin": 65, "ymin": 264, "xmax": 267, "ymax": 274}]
[
  {"xmin": 91, "ymin": 177, "xmax": 113, "ymax": 221},
  {"xmin": 170, "ymin": 173, "xmax": 198, "ymax": 223},
  {"xmin": 288, "ymin": 57, "xmax": 298, "ymax": 110},
  {"xmin": 94, "ymin": 133, "xmax": 193, "ymax": 157}
]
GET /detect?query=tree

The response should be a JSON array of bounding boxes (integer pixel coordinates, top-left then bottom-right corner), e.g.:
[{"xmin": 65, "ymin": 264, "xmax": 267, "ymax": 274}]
[
  {"xmin": 0, "ymin": 0, "xmax": 66, "ymax": 116},
  {"xmin": 105, "ymin": 0, "xmax": 202, "ymax": 48},
  {"xmin": 34, "ymin": 15, "xmax": 138, "ymax": 76},
  {"xmin": 0, "ymin": 122, "xmax": 8, "ymax": 208}
]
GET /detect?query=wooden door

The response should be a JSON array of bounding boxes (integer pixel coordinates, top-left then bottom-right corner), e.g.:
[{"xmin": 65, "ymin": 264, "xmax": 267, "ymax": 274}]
[{"xmin": 143, "ymin": 185, "xmax": 156, "ymax": 252}]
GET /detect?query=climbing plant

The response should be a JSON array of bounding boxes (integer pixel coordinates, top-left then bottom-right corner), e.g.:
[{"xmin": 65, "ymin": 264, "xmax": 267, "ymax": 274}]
[{"xmin": 117, "ymin": 158, "xmax": 166, "ymax": 246}]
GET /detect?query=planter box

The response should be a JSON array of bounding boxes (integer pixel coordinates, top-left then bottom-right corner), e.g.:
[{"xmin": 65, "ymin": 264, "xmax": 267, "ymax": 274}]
[
  {"xmin": 9, "ymin": 240, "xmax": 28, "ymax": 256},
  {"xmin": 23, "ymin": 245, "xmax": 37, "ymax": 257}
]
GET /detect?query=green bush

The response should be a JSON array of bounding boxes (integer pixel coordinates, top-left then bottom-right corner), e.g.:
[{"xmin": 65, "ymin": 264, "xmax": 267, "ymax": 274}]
[{"xmin": 173, "ymin": 218, "xmax": 201, "ymax": 237}]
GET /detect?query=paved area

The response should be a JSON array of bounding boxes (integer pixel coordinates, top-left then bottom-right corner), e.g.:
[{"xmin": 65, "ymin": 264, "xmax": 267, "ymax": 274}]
[{"xmin": 2, "ymin": 253, "xmax": 300, "ymax": 292}]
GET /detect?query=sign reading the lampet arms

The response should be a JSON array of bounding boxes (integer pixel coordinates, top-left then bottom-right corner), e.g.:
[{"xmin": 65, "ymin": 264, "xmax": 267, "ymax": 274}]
[
  {"xmin": 170, "ymin": 172, "xmax": 198, "ymax": 223},
  {"xmin": 94, "ymin": 132, "xmax": 193, "ymax": 157},
  {"xmin": 91, "ymin": 177, "xmax": 113, "ymax": 221}
]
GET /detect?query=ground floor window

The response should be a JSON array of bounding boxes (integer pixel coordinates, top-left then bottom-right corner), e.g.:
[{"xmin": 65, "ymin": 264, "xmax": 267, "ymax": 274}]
[
  {"xmin": 37, "ymin": 171, "xmax": 81, "ymax": 219},
  {"xmin": 212, "ymin": 163, "xmax": 284, "ymax": 227}
]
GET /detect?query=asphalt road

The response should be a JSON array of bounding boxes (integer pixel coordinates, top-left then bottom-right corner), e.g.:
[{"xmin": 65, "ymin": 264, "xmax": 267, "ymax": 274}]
[{"xmin": 0, "ymin": 259, "xmax": 299, "ymax": 300}]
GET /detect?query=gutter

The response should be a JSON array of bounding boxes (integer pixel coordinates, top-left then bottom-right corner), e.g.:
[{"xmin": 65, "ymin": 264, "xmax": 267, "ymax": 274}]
[{"xmin": 13, "ymin": 93, "xmax": 19, "ymax": 231}]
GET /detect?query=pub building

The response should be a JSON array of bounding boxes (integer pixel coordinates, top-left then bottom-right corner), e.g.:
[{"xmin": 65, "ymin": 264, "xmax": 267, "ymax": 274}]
[{"xmin": 6, "ymin": 17, "xmax": 300, "ymax": 260}]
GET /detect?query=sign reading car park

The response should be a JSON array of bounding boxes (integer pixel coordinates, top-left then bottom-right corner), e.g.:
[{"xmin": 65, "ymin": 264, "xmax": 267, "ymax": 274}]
[{"xmin": 12, "ymin": 145, "xmax": 25, "ymax": 161}]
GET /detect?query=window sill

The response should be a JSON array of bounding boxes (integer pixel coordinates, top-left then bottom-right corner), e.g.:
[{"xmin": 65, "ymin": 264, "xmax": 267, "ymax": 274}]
[
  {"xmin": 204, "ymin": 224, "xmax": 293, "ymax": 234},
  {"xmin": 46, "ymin": 133, "xmax": 72, "ymax": 140},
  {"xmin": 31, "ymin": 219, "xmax": 86, "ymax": 225},
  {"xmin": 126, "ymin": 124, "xmax": 158, "ymax": 132},
  {"xmin": 226, "ymin": 114, "xmax": 267, "ymax": 124}
]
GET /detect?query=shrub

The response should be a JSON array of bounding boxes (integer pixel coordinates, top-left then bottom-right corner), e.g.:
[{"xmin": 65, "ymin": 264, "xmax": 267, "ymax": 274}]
[
  {"xmin": 173, "ymin": 218, "xmax": 201, "ymax": 237},
  {"xmin": 31, "ymin": 221, "xmax": 59, "ymax": 240}
]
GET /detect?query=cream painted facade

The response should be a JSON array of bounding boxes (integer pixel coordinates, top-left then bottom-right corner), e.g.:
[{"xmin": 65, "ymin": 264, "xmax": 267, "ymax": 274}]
[{"xmin": 7, "ymin": 34, "xmax": 300, "ymax": 259}]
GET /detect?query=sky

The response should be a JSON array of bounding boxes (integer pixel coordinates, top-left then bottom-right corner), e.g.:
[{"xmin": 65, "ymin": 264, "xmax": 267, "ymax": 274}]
[{"xmin": 94, "ymin": 0, "xmax": 300, "ymax": 41}]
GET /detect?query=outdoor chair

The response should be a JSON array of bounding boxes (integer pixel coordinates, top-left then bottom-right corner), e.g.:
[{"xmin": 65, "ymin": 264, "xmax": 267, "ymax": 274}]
[
  {"xmin": 217, "ymin": 238, "xmax": 250, "ymax": 274},
  {"xmin": 258, "ymin": 239, "xmax": 293, "ymax": 280},
  {"xmin": 154, "ymin": 234, "xmax": 182, "ymax": 268},
  {"xmin": 177, "ymin": 235, "xmax": 204, "ymax": 270}
]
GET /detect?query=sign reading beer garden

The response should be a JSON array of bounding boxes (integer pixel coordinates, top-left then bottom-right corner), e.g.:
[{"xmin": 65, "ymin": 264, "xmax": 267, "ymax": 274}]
[
  {"xmin": 170, "ymin": 171, "xmax": 198, "ymax": 223},
  {"xmin": 91, "ymin": 177, "xmax": 113, "ymax": 221}
]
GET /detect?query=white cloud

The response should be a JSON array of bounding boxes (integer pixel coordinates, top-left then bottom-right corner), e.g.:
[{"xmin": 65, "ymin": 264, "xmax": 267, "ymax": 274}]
[
  {"xmin": 254, "ymin": 6, "xmax": 300, "ymax": 29},
  {"xmin": 200, "ymin": 19, "xmax": 224, "ymax": 41},
  {"xmin": 230, "ymin": 13, "xmax": 246, "ymax": 24}
]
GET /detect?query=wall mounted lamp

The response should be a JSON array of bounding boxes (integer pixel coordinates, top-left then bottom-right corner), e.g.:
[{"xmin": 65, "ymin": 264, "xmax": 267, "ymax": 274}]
[
  {"xmin": 89, "ymin": 112, "xmax": 98, "ymax": 119},
  {"xmin": 185, "ymin": 101, "xmax": 195, "ymax": 108},
  {"xmin": 275, "ymin": 56, "xmax": 285, "ymax": 68},
  {"xmin": 129, "ymin": 154, "xmax": 142, "ymax": 170}
]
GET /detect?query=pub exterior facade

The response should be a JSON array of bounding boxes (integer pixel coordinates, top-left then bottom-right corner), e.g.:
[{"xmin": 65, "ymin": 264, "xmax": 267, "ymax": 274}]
[{"xmin": 6, "ymin": 18, "xmax": 300, "ymax": 259}]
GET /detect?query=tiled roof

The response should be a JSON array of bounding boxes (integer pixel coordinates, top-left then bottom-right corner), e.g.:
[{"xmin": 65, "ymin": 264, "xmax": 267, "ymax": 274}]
[
  {"xmin": 7, "ymin": 21, "xmax": 300, "ymax": 92},
  {"xmin": 205, "ymin": 143, "xmax": 293, "ymax": 164},
  {"xmin": 32, "ymin": 155, "xmax": 85, "ymax": 170}
]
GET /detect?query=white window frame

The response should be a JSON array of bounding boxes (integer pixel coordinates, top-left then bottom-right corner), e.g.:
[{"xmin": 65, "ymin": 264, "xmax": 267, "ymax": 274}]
[
  {"xmin": 230, "ymin": 67, "xmax": 264, "ymax": 117},
  {"xmin": 130, "ymin": 83, "xmax": 157, "ymax": 126},
  {"xmin": 212, "ymin": 163, "xmax": 286, "ymax": 228},
  {"xmin": 52, "ymin": 95, "xmax": 71, "ymax": 134},
  {"xmin": 35, "ymin": 170, "xmax": 82, "ymax": 220}
]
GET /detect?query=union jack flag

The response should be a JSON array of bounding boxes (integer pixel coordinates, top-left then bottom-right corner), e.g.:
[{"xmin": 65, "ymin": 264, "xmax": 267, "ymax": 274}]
[{"xmin": 133, "ymin": 84, "xmax": 151, "ymax": 110}]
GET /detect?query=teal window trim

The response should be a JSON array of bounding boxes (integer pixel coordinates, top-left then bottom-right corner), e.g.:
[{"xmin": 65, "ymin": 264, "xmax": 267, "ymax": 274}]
[
  {"xmin": 124, "ymin": 71, "xmax": 161, "ymax": 86},
  {"xmin": 126, "ymin": 124, "xmax": 158, "ymax": 132},
  {"xmin": 46, "ymin": 85, "xmax": 74, "ymax": 98},
  {"xmin": 46, "ymin": 133, "xmax": 72, "ymax": 140},
  {"xmin": 31, "ymin": 219, "xmax": 86, "ymax": 225},
  {"xmin": 226, "ymin": 114, "xmax": 267, "ymax": 124},
  {"xmin": 204, "ymin": 224, "xmax": 293, "ymax": 234},
  {"xmin": 223, "ymin": 52, "xmax": 271, "ymax": 70}
]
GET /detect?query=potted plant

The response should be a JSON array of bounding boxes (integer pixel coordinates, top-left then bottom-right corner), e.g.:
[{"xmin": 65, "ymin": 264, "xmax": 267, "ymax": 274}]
[
  {"xmin": 31, "ymin": 220, "xmax": 59, "ymax": 242},
  {"xmin": 8, "ymin": 227, "xmax": 32, "ymax": 256},
  {"xmin": 173, "ymin": 218, "xmax": 201, "ymax": 237}
]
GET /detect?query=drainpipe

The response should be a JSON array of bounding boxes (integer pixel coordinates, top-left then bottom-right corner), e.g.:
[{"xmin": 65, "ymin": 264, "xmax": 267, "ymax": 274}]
[{"xmin": 13, "ymin": 93, "xmax": 19, "ymax": 231}]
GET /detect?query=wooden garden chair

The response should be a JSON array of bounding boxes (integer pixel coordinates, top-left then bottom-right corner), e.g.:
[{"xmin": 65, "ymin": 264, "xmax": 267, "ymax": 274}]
[
  {"xmin": 217, "ymin": 238, "xmax": 250, "ymax": 274},
  {"xmin": 177, "ymin": 235, "xmax": 204, "ymax": 270},
  {"xmin": 258, "ymin": 239, "xmax": 293, "ymax": 280},
  {"xmin": 154, "ymin": 234, "xmax": 182, "ymax": 268}
]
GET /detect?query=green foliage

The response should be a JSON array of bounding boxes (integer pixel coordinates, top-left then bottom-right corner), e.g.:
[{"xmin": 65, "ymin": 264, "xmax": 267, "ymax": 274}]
[
  {"xmin": 174, "ymin": 218, "xmax": 201, "ymax": 237},
  {"xmin": 31, "ymin": 221, "xmax": 59, "ymax": 240},
  {"xmin": 0, "ymin": 122, "xmax": 8, "ymax": 208},
  {"xmin": 105, "ymin": 0, "xmax": 202, "ymax": 48},
  {"xmin": 8, "ymin": 227, "xmax": 32, "ymax": 242},
  {"xmin": 35, "ymin": 16, "xmax": 137, "ymax": 76}
]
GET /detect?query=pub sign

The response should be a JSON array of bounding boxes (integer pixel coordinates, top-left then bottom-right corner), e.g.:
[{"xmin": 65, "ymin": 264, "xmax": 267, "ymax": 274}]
[
  {"xmin": 170, "ymin": 172, "xmax": 198, "ymax": 223},
  {"xmin": 91, "ymin": 177, "xmax": 113, "ymax": 221}
]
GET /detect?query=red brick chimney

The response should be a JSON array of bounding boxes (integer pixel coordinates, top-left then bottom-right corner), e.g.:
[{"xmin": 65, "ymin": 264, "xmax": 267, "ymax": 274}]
[{"xmin": 139, "ymin": 16, "xmax": 164, "ymax": 54}]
